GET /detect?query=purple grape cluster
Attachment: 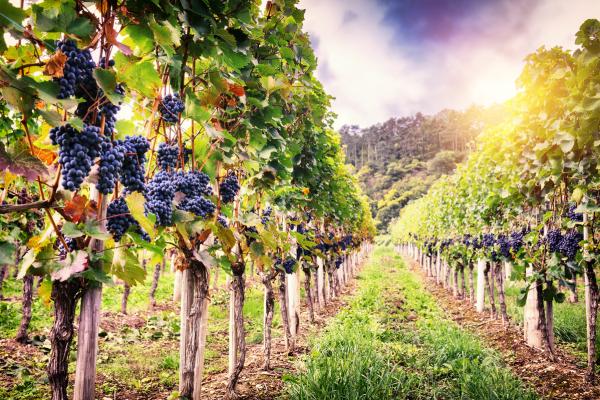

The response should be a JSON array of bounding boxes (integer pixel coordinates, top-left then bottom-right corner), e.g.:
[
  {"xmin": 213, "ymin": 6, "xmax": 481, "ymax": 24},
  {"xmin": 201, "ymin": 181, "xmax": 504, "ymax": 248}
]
[
  {"xmin": 56, "ymin": 236, "xmax": 77, "ymax": 259},
  {"xmin": 54, "ymin": 40, "xmax": 96, "ymax": 99},
  {"xmin": 558, "ymin": 230, "xmax": 582, "ymax": 260},
  {"xmin": 157, "ymin": 143, "xmax": 179, "ymax": 170},
  {"xmin": 544, "ymin": 229, "xmax": 562, "ymax": 253},
  {"xmin": 217, "ymin": 215, "xmax": 228, "ymax": 227},
  {"xmin": 567, "ymin": 203, "xmax": 583, "ymax": 222},
  {"xmin": 99, "ymin": 84, "xmax": 125, "ymax": 136},
  {"xmin": 145, "ymin": 171, "xmax": 176, "ymax": 226},
  {"xmin": 97, "ymin": 138, "xmax": 125, "ymax": 194},
  {"xmin": 497, "ymin": 234, "xmax": 511, "ymax": 258},
  {"xmin": 219, "ymin": 172, "xmax": 240, "ymax": 203},
  {"xmin": 107, "ymin": 197, "xmax": 136, "ymax": 241},
  {"xmin": 159, "ymin": 94, "xmax": 185, "ymax": 123},
  {"xmin": 261, "ymin": 207, "xmax": 272, "ymax": 225},
  {"xmin": 178, "ymin": 195, "xmax": 216, "ymax": 218},
  {"xmin": 107, "ymin": 197, "xmax": 149, "ymax": 241},
  {"xmin": 482, "ymin": 233, "xmax": 495, "ymax": 248},
  {"xmin": 174, "ymin": 171, "xmax": 212, "ymax": 197},
  {"xmin": 51, "ymin": 124, "xmax": 102, "ymax": 191},
  {"xmin": 119, "ymin": 135, "xmax": 150, "ymax": 193},
  {"xmin": 509, "ymin": 231, "xmax": 524, "ymax": 252},
  {"xmin": 276, "ymin": 257, "xmax": 296, "ymax": 274},
  {"xmin": 335, "ymin": 257, "xmax": 343, "ymax": 269}
]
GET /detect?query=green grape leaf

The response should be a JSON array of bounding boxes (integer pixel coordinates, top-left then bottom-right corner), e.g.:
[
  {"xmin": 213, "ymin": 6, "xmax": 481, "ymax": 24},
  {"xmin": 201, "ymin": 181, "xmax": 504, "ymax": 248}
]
[
  {"xmin": 93, "ymin": 69, "xmax": 123, "ymax": 105},
  {"xmin": 125, "ymin": 192, "xmax": 157, "ymax": 240}
]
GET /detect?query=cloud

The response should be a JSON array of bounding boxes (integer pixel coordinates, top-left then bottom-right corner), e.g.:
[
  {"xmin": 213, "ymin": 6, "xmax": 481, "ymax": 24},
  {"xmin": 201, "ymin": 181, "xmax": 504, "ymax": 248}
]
[{"xmin": 299, "ymin": 0, "xmax": 600, "ymax": 129}]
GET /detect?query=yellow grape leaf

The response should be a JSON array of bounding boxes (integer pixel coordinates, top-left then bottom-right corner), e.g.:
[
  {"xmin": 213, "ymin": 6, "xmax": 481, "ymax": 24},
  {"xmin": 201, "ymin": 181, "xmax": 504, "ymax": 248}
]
[{"xmin": 125, "ymin": 191, "xmax": 156, "ymax": 239}]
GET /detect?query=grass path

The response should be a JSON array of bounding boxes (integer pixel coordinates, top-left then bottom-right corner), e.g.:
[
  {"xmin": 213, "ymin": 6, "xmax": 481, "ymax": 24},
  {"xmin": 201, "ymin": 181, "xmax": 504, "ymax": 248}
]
[{"xmin": 284, "ymin": 246, "xmax": 537, "ymax": 400}]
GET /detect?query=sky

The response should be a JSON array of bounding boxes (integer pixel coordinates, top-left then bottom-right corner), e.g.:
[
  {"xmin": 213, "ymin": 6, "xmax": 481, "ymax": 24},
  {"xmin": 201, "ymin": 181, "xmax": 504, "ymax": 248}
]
[{"xmin": 298, "ymin": 0, "xmax": 600, "ymax": 129}]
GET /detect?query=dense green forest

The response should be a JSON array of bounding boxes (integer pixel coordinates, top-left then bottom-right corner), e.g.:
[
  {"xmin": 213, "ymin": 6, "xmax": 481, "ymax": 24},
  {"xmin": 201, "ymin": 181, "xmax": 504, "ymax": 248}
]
[{"xmin": 340, "ymin": 106, "xmax": 506, "ymax": 230}]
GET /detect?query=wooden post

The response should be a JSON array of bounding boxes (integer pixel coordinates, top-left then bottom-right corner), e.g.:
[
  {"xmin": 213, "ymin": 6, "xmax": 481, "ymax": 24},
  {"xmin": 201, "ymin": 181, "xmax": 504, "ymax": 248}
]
[
  {"xmin": 73, "ymin": 191, "xmax": 106, "ymax": 400},
  {"xmin": 523, "ymin": 266, "xmax": 543, "ymax": 348},
  {"xmin": 317, "ymin": 256, "xmax": 324, "ymax": 307},
  {"xmin": 476, "ymin": 258, "xmax": 486, "ymax": 312}
]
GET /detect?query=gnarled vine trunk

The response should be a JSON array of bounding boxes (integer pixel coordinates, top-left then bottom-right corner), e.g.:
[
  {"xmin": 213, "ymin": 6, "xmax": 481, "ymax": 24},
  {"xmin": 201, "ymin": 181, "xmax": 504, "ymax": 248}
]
[
  {"xmin": 0, "ymin": 264, "xmax": 7, "ymax": 299},
  {"xmin": 121, "ymin": 283, "xmax": 130, "ymax": 314},
  {"xmin": 48, "ymin": 280, "xmax": 81, "ymax": 400},
  {"xmin": 149, "ymin": 262, "xmax": 162, "ymax": 309},
  {"xmin": 534, "ymin": 278, "xmax": 555, "ymax": 360},
  {"xmin": 16, "ymin": 274, "xmax": 34, "ymax": 343},
  {"xmin": 495, "ymin": 262, "xmax": 508, "ymax": 323},
  {"xmin": 468, "ymin": 264, "xmax": 475, "ymax": 303},
  {"xmin": 584, "ymin": 261, "xmax": 598, "ymax": 382}
]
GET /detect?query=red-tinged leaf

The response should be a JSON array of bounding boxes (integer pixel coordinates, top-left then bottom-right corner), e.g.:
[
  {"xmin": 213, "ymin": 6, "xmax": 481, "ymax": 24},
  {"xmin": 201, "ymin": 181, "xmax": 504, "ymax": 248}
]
[
  {"xmin": 106, "ymin": 18, "xmax": 132, "ymax": 56},
  {"xmin": 64, "ymin": 194, "xmax": 97, "ymax": 223},
  {"xmin": 228, "ymin": 83, "xmax": 245, "ymax": 97},
  {"xmin": 0, "ymin": 141, "xmax": 48, "ymax": 181},
  {"xmin": 51, "ymin": 250, "xmax": 88, "ymax": 281}
]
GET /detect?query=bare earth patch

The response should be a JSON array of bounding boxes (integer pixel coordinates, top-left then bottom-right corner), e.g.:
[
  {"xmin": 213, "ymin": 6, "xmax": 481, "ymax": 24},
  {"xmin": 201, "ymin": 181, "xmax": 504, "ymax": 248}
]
[{"xmin": 408, "ymin": 259, "xmax": 600, "ymax": 400}]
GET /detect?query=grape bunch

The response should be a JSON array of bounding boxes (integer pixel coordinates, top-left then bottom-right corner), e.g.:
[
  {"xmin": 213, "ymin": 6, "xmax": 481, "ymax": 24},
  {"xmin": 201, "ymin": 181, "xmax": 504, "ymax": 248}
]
[
  {"xmin": 219, "ymin": 172, "xmax": 240, "ymax": 203},
  {"xmin": 497, "ymin": 234, "xmax": 511, "ymax": 258},
  {"xmin": 567, "ymin": 203, "xmax": 583, "ymax": 222},
  {"xmin": 145, "ymin": 170, "xmax": 176, "ymax": 226},
  {"xmin": 54, "ymin": 40, "xmax": 96, "ymax": 99},
  {"xmin": 544, "ymin": 229, "xmax": 562, "ymax": 253},
  {"xmin": 217, "ymin": 215, "xmax": 229, "ymax": 227},
  {"xmin": 99, "ymin": 84, "xmax": 125, "ymax": 136},
  {"xmin": 335, "ymin": 257, "xmax": 343, "ymax": 269},
  {"xmin": 481, "ymin": 233, "xmax": 495, "ymax": 248},
  {"xmin": 157, "ymin": 143, "xmax": 179, "ymax": 170},
  {"xmin": 174, "ymin": 170, "xmax": 212, "ymax": 196},
  {"xmin": 97, "ymin": 138, "xmax": 125, "ymax": 195},
  {"xmin": 558, "ymin": 230, "xmax": 582, "ymax": 260},
  {"xmin": 119, "ymin": 135, "xmax": 150, "ymax": 193},
  {"xmin": 178, "ymin": 195, "xmax": 216, "ymax": 219},
  {"xmin": 159, "ymin": 94, "xmax": 185, "ymax": 123},
  {"xmin": 51, "ymin": 124, "xmax": 102, "ymax": 191},
  {"xmin": 261, "ymin": 207, "xmax": 272, "ymax": 225},
  {"xmin": 509, "ymin": 231, "xmax": 524, "ymax": 253},
  {"xmin": 107, "ymin": 197, "xmax": 136, "ymax": 241},
  {"xmin": 56, "ymin": 237, "xmax": 77, "ymax": 259},
  {"xmin": 274, "ymin": 257, "xmax": 297, "ymax": 274}
]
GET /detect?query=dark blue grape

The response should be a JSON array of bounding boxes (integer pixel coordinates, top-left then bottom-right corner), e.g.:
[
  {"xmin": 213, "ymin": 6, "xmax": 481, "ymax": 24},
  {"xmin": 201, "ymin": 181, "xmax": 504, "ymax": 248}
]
[
  {"xmin": 261, "ymin": 207, "xmax": 272, "ymax": 225},
  {"xmin": 97, "ymin": 138, "xmax": 125, "ymax": 195},
  {"xmin": 174, "ymin": 170, "xmax": 212, "ymax": 196},
  {"xmin": 482, "ymin": 233, "xmax": 495, "ymax": 248},
  {"xmin": 157, "ymin": 143, "xmax": 179, "ymax": 170},
  {"xmin": 57, "ymin": 236, "xmax": 77, "ymax": 259},
  {"xmin": 217, "ymin": 215, "xmax": 229, "ymax": 227},
  {"xmin": 558, "ymin": 230, "xmax": 582, "ymax": 260},
  {"xmin": 54, "ymin": 40, "xmax": 96, "ymax": 99},
  {"xmin": 567, "ymin": 203, "xmax": 583, "ymax": 222},
  {"xmin": 51, "ymin": 124, "xmax": 102, "ymax": 191},
  {"xmin": 178, "ymin": 195, "xmax": 216, "ymax": 219},
  {"xmin": 145, "ymin": 170, "xmax": 176, "ymax": 226},
  {"xmin": 118, "ymin": 135, "xmax": 149, "ymax": 193},
  {"xmin": 159, "ymin": 94, "xmax": 185, "ymax": 123},
  {"xmin": 219, "ymin": 172, "xmax": 240, "ymax": 203},
  {"xmin": 509, "ymin": 231, "xmax": 524, "ymax": 253},
  {"xmin": 545, "ymin": 229, "xmax": 562, "ymax": 253},
  {"xmin": 107, "ymin": 197, "xmax": 136, "ymax": 241}
]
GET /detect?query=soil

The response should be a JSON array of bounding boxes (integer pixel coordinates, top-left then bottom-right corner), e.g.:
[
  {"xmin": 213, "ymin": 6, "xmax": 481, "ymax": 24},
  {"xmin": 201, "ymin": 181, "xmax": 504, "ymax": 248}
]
[
  {"xmin": 0, "ymin": 273, "xmax": 359, "ymax": 400},
  {"xmin": 408, "ymin": 259, "xmax": 600, "ymax": 400}
]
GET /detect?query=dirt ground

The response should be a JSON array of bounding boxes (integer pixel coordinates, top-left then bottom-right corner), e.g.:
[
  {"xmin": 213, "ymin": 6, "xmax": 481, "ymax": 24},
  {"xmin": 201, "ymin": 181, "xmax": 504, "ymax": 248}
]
[{"xmin": 408, "ymin": 259, "xmax": 600, "ymax": 400}]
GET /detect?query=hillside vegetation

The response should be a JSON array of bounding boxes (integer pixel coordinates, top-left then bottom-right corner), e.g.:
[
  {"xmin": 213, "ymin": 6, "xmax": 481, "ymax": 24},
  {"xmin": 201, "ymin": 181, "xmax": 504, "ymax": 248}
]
[{"xmin": 339, "ymin": 106, "xmax": 506, "ymax": 230}]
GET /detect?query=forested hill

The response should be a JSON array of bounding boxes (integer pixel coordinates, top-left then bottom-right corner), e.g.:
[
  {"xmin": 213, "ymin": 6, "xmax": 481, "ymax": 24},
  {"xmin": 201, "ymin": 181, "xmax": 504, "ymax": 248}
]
[{"xmin": 340, "ymin": 105, "xmax": 506, "ymax": 231}]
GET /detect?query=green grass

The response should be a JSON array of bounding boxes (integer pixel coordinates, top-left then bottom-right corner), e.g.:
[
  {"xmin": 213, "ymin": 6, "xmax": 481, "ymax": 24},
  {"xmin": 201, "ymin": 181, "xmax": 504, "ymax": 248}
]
[
  {"xmin": 284, "ymin": 246, "xmax": 537, "ymax": 400},
  {"xmin": 0, "ymin": 266, "xmax": 282, "ymax": 398}
]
